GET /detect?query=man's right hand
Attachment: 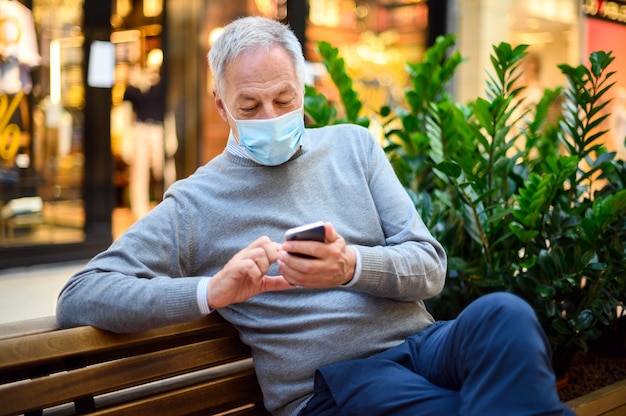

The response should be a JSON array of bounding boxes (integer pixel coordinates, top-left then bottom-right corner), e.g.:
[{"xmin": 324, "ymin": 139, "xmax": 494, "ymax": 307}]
[{"xmin": 207, "ymin": 236, "xmax": 295, "ymax": 309}]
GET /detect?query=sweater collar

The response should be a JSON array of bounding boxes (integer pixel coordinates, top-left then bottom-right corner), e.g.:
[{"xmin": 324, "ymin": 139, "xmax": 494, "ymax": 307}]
[{"xmin": 224, "ymin": 130, "xmax": 306, "ymax": 166}]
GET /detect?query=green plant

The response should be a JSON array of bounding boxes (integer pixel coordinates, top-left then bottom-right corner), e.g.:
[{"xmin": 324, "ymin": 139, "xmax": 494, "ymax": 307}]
[
  {"xmin": 304, "ymin": 41, "xmax": 369, "ymax": 128},
  {"xmin": 304, "ymin": 36, "xmax": 626, "ymax": 377}
]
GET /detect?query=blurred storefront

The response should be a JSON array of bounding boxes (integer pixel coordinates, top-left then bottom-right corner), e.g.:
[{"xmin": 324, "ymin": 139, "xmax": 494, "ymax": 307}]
[
  {"xmin": 1, "ymin": 0, "xmax": 112, "ymax": 267},
  {"xmin": 1, "ymin": 0, "xmax": 436, "ymax": 269},
  {"xmin": 5, "ymin": 0, "xmax": 621, "ymax": 269},
  {"xmin": 455, "ymin": 0, "xmax": 582, "ymax": 104}
]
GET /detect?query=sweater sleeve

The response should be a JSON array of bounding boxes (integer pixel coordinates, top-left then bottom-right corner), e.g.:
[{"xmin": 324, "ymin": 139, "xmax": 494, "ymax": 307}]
[
  {"xmin": 346, "ymin": 129, "xmax": 447, "ymax": 301},
  {"xmin": 56, "ymin": 197, "xmax": 207, "ymax": 333}
]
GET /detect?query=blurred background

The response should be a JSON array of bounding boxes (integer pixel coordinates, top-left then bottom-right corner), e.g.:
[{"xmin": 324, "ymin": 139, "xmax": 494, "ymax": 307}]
[{"xmin": 1, "ymin": 0, "xmax": 625, "ymax": 321}]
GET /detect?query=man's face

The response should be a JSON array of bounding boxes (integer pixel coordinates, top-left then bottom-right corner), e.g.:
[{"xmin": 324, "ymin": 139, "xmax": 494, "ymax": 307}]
[{"xmin": 215, "ymin": 46, "xmax": 303, "ymax": 141}]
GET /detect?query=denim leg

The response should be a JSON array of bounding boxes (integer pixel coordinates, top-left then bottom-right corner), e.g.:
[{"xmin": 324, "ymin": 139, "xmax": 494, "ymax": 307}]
[
  {"xmin": 301, "ymin": 355, "xmax": 460, "ymax": 416},
  {"xmin": 302, "ymin": 292, "xmax": 575, "ymax": 416},
  {"xmin": 401, "ymin": 292, "xmax": 574, "ymax": 415}
]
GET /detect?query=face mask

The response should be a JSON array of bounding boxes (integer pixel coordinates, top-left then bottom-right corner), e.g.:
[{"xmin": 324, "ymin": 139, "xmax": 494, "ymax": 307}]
[{"xmin": 224, "ymin": 104, "xmax": 305, "ymax": 166}]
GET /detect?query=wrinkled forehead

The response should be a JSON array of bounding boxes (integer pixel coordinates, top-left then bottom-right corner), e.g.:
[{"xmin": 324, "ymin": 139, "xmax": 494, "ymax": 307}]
[{"xmin": 223, "ymin": 46, "xmax": 300, "ymax": 96}]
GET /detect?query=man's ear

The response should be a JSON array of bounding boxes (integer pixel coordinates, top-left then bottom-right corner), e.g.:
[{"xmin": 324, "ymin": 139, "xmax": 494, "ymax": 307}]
[{"xmin": 214, "ymin": 92, "xmax": 228, "ymax": 123}]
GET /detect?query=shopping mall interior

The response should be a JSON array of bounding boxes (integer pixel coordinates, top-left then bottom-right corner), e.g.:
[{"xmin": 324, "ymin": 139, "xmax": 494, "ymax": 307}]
[{"xmin": 1, "ymin": 0, "xmax": 625, "ymax": 269}]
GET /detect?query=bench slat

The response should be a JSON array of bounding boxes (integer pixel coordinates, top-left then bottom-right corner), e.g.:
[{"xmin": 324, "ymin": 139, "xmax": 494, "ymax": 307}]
[
  {"xmin": 0, "ymin": 336, "xmax": 251, "ymax": 415},
  {"xmin": 0, "ymin": 316, "xmax": 59, "ymax": 340},
  {"xmin": 0, "ymin": 315, "xmax": 269, "ymax": 416},
  {"xmin": 89, "ymin": 370, "xmax": 269, "ymax": 416},
  {"xmin": 566, "ymin": 378, "xmax": 626, "ymax": 416},
  {"xmin": 0, "ymin": 315, "xmax": 235, "ymax": 377},
  {"xmin": 213, "ymin": 405, "xmax": 272, "ymax": 416}
]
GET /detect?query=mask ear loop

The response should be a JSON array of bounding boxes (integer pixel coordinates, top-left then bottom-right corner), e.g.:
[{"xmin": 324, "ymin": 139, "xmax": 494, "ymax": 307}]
[
  {"xmin": 222, "ymin": 103, "xmax": 237, "ymax": 122},
  {"xmin": 222, "ymin": 103, "xmax": 243, "ymax": 144}
]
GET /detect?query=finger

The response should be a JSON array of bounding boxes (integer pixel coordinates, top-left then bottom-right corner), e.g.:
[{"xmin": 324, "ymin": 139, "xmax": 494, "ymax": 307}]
[
  {"xmin": 249, "ymin": 247, "xmax": 271, "ymax": 274},
  {"xmin": 239, "ymin": 238, "xmax": 278, "ymax": 274},
  {"xmin": 276, "ymin": 258, "xmax": 300, "ymax": 286},
  {"xmin": 278, "ymin": 257, "xmax": 324, "ymax": 287},
  {"xmin": 253, "ymin": 237, "xmax": 280, "ymax": 263},
  {"xmin": 233, "ymin": 258, "xmax": 264, "ymax": 282},
  {"xmin": 261, "ymin": 275, "xmax": 298, "ymax": 291}
]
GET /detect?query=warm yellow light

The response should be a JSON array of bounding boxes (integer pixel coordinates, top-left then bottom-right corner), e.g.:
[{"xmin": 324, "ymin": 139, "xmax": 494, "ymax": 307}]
[
  {"xmin": 50, "ymin": 39, "xmax": 61, "ymax": 105},
  {"xmin": 208, "ymin": 27, "xmax": 224, "ymax": 47},
  {"xmin": 146, "ymin": 48, "xmax": 163, "ymax": 68},
  {"xmin": 143, "ymin": 0, "xmax": 162, "ymax": 17},
  {"xmin": 254, "ymin": 0, "xmax": 276, "ymax": 17},
  {"xmin": 111, "ymin": 29, "xmax": 141, "ymax": 44},
  {"xmin": 116, "ymin": 0, "xmax": 132, "ymax": 17},
  {"xmin": 309, "ymin": 0, "xmax": 341, "ymax": 27},
  {"xmin": 527, "ymin": 18, "xmax": 541, "ymax": 30}
]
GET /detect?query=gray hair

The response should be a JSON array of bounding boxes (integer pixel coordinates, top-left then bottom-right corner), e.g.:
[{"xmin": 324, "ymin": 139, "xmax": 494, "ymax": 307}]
[{"xmin": 208, "ymin": 16, "xmax": 306, "ymax": 98}]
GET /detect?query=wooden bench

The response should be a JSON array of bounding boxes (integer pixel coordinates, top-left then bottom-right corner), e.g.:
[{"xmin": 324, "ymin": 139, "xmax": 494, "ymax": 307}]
[
  {"xmin": 2, "ymin": 314, "xmax": 626, "ymax": 416},
  {"xmin": 0, "ymin": 314, "xmax": 269, "ymax": 416},
  {"xmin": 566, "ymin": 379, "xmax": 626, "ymax": 416}
]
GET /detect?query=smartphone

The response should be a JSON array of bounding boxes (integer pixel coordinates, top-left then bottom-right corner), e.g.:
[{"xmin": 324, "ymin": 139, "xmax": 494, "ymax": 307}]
[
  {"xmin": 285, "ymin": 221, "xmax": 325, "ymax": 242},
  {"xmin": 284, "ymin": 221, "xmax": 325, "ymax": 258}
]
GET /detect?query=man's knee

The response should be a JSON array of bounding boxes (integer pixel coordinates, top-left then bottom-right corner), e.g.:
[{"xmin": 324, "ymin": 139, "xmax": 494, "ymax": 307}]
[
  {"xmin": 467, "ymin": 292, "xmax": 536, "ymax": 323},
  {"xmin": 454, "ymin": 292, "xmax": 547, "ymax": 353}
]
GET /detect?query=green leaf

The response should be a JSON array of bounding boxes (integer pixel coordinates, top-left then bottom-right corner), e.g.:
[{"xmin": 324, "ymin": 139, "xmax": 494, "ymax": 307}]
[
  {"xmin": 435, "ymin": 161, "xmax": 462, "ymax": 178},
  {"xmin": 587, "ymin": 262, "xmax": 607, "ymax": 271},
  {"xmin": 536, "ymin": 284, "xmax": 555, "ymax": 298},
  {"xmin": 316, "ymin": 41, "xmax": 364, "ymax": 124},
  {"xmin": 509, "ymin": 221, "xmax": 539, "ymax": 243},
  {"xmin": 574, "ymin": 309, "xmax": 595, "ymax": 331}
]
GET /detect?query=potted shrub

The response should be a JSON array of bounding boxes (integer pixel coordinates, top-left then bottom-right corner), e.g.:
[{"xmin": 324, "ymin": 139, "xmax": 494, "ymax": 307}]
[{"xmin": 304, "ymin": 36, "xmax": 626, "ymax": 379}]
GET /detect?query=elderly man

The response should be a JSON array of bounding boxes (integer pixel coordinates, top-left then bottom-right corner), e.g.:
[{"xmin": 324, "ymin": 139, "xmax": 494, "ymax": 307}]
[{"xmin": 57, "ymin": 16, "xmax": 573, "ymax": 416}]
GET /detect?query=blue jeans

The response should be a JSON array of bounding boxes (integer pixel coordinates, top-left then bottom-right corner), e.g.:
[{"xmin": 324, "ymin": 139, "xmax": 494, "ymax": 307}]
[{"xmin": 300, "ymin": 292, "xmax": 574, "ymax": 415}]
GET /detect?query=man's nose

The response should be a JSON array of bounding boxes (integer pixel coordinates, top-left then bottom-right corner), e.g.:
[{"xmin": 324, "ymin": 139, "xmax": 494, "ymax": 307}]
[{"xmin": 258, "ymin": 105, "xmax": 280, "ymax": 119}]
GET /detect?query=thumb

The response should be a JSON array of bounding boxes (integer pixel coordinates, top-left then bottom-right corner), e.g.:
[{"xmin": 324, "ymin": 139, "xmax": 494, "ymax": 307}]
[{"xmin": 324, "ymin": 222, "xmax": 339, "ymax": 243}]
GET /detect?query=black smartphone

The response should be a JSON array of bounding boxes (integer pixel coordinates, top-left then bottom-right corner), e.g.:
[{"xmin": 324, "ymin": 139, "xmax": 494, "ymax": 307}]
[{"xmin": 284, "ymin": 221, "xmax": 325, "ymax": 258}]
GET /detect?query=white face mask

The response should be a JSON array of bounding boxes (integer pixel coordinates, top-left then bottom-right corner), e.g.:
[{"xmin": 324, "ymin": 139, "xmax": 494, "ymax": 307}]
[{"xmin": 224, "ymin": 104, "xmax": 305, "ymax": 166}]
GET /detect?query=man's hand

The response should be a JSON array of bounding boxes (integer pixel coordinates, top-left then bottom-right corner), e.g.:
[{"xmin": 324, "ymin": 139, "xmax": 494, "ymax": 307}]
[
  {"xmin": 207, "ymin": 236, "xmax": 295, "ymax": 309},
  {"xmin": 278, "ymin": 222, "xmax": 356, "ymax": 288}
]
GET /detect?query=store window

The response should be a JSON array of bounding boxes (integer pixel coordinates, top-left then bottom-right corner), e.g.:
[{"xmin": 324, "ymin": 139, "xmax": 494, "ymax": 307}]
[
  {"xmin": 1, "ymin": 0, "xmax": 85, "ymax": 249},
  {"xmin": 110, "ymin": 0, "xmax": 167, "ymax": 222}
]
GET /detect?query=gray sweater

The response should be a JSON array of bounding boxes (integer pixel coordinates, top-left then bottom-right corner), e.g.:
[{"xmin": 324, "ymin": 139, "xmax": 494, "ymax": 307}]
[{"xmin": 56, "ymin": 124, "xmax": 446, "ymax": 416}]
